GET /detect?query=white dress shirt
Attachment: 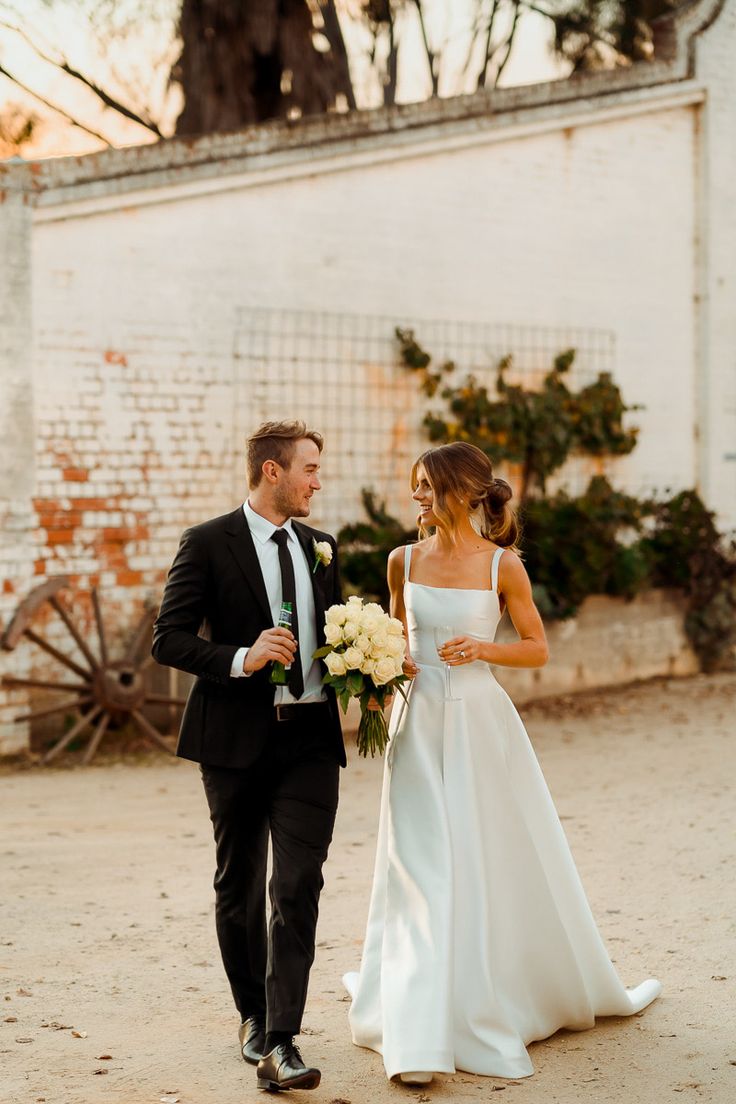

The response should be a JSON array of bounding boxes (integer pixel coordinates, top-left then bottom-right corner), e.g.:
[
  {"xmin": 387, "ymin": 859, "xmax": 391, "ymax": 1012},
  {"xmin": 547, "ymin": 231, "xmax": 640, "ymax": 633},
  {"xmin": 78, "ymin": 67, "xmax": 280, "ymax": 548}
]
[{"xmin": 230, "ymin": 500, "xmax": 326, "ymax": 703}]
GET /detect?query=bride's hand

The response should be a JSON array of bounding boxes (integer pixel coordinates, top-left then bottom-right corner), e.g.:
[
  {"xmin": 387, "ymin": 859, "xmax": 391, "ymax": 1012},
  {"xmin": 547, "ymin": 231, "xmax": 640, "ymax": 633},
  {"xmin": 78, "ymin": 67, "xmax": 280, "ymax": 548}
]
[
  {"xmin": 403, "ymin": 655, "xmax": 419, "ymax": 679},
  {"xmin": 439, "ymin": 636, "xmax": 480, "ymax": 665},
  {"xmin": 367, "ymin": 694, "xmax": 393, "ymax": 711}
]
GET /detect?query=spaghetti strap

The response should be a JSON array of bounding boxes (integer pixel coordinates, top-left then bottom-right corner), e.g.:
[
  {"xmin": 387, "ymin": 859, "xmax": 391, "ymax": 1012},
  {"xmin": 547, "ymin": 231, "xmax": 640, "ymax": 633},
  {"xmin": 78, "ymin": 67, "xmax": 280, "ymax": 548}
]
[
  {"xmin": 404, "ymin": 544, "xmax": 413, "ymax": 583},
  {"xmin": 491, "ymin": 547, "xmax": 504, "ymax": 593}
]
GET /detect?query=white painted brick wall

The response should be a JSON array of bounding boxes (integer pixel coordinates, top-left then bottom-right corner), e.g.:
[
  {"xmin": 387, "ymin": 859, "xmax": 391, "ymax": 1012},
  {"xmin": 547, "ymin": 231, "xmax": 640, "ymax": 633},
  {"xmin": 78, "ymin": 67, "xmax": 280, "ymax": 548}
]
[
  {"xmin": 31, "ymin": 101, "xmax": 700, "ymax": 525},
  {"xmin": 693, "ymin": 4, "xmax": 736, "ymax": 525},
  {"xmin": 2, "ymin": 0, "xmax": 734, "ymax": 756},
  {"xmin": 0, "ymin": 186, "xmax": 35, "ymax": 753}
]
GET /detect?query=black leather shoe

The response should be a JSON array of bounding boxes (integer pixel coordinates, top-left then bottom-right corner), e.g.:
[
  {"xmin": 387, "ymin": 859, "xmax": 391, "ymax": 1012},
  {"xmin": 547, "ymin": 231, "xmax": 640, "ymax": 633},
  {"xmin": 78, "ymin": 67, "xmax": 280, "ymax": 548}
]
[
  {"xmin": 238, "ymin": 1016, "xmax": 266, "ymax": 1065},
  {"xmin": 256, "ymin": 1040, "xmax": 321, "ymax": 1091}
]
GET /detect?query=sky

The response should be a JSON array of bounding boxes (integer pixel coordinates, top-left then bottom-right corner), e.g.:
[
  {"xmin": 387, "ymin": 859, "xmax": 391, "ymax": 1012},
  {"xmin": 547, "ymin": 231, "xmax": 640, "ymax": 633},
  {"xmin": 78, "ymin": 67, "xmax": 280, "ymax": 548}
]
[{"xmin": 0, "ymin": 1, "xmax": 569, "ymax": 160}]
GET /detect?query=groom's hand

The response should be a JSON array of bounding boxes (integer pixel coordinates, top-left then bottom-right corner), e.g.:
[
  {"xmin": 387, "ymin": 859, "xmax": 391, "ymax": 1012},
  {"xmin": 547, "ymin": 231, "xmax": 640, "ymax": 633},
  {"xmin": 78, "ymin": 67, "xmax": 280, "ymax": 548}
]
[{"xmin": 242, "ymin": 628, "xmax": 297, "ymax": 673}]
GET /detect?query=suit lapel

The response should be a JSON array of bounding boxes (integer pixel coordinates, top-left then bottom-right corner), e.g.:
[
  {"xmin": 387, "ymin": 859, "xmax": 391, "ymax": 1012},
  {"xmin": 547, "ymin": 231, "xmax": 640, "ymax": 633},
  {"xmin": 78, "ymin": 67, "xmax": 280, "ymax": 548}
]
[{"xmin": 224, "ymin": 508, "xmax": 273, "ymax": 625}]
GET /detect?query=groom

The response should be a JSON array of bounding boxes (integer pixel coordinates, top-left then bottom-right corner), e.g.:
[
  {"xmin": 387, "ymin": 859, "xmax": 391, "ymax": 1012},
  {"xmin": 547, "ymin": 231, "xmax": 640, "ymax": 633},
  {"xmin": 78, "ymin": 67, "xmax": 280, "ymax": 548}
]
[{"xmin": 152, "ymin": 420, "xmax": 345, "ymax": 1091}]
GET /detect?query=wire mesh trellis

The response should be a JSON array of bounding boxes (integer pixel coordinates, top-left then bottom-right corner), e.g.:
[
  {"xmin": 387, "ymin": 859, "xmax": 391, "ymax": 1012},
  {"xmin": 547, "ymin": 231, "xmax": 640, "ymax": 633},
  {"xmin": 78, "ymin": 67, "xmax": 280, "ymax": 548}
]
[{"xmin": 233, "ymin": 308, "xmax": 618, "ymax": 532}]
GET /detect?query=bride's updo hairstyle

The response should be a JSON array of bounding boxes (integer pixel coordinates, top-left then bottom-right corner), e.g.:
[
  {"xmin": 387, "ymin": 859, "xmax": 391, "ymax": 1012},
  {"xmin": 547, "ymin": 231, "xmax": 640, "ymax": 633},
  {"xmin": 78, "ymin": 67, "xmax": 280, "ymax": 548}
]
[{"xmin": 412, "ymin": 442, "xmax": 520, "ymax": 550}]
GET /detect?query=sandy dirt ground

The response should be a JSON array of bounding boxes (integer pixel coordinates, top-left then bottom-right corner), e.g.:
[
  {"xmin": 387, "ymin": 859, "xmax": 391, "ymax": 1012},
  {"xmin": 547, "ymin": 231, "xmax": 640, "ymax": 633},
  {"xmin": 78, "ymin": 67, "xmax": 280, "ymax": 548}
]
[{"xmin": 1, "ymin": 673, "xmax": 734, "ymax": 1104}]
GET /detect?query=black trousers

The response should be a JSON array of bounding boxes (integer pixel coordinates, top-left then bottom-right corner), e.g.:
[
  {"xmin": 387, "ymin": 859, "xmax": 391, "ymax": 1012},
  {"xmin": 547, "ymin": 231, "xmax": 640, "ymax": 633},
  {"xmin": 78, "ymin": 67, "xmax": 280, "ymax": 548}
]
[{"xmin": 200, "ymin": 705, "xmax": 340, "ymax": 1035}]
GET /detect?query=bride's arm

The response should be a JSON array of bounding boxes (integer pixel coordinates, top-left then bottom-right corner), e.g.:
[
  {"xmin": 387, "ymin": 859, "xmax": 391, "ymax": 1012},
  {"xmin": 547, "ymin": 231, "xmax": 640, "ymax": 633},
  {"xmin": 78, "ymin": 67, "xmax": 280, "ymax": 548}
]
[
  {"xmin": 387, "ymin": 547, "xmax": 419, "ymax": 678},
  {"xmin": 444, "ymin": 552, "xmax": 548, "ymax": 669}
]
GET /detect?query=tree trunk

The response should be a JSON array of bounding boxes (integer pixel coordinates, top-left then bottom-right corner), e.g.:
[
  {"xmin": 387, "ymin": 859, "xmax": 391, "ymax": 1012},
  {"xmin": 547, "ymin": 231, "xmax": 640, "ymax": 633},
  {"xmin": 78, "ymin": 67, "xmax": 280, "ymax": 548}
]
[{"xmin": 173, "ymin": 0, "xmax": 356, "ymax": 137}]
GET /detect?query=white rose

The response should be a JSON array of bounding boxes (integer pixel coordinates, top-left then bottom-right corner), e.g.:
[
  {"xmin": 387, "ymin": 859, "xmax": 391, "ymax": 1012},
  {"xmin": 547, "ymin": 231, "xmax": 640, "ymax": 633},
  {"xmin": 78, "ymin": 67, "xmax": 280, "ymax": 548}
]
[
  {"xmin": 363, "ymin": 602, "xmax": 384, "ymax": 617},
  {"xmin": 372, "ymin": 656, "xmax": 398, "ymax": 686},
  {"xmin": 313, "ymin": 539, "xmax": 333, "ymax": 566},
  {"xmin": 393, "ymin": 657, "xmax": 405, "ymax": 677},
  {"xmin": 325, "ymin": 604, "xmax": 348, "ymax": 626},
  {"xmin": 386, "ymin": 635, "xmax": 405, "ymax": 658},
  {"xmin": 370, "ymin": 629, "xmax": 389, "ymax": 652},
  {"xmin": 325, "ymin": 652, "xmax": 347, "ymax": 677},
  {"xmin": 324, "ymin": 623, "xmax": 343, "ymax": 645},
  {"xmin": 354, "ymin": 633, "xmax": 371, "ymax": 654},
  {"xmin": 361, "ymin": 615, "xmax": 381, "ymax": 637},
  {"xmin": 359, "ymin": 656, "xmax": 376, "ymax": 676},
  {"xmin": 342, "ymin": 620, "xmax": 358, "ymax": 642},
  {"xmin": 387, "ymin": 618, "xmax": 404, "ymax": 636},
  {"xmin": 343, "ymin": 646, "xmax": 364, "ymax": 670},
  {"xmin": 347, "ymin": 595, "xmax": 363, "ymax": 607}
]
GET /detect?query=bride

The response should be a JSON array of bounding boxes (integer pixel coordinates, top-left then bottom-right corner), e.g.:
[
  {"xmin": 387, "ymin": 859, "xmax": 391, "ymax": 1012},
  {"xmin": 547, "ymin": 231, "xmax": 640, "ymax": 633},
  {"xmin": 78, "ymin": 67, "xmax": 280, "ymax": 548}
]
[{"xmin": 343, "ymin": 441, "xmax": 661, "ymax": 1085}]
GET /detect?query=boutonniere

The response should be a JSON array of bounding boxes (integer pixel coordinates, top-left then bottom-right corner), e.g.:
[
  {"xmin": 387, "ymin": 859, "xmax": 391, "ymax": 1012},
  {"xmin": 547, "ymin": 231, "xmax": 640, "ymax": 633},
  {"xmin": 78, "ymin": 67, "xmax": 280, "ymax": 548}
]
[{"xmin": 312, "ymin": 539, "xmax": 333, "ymax": 574}]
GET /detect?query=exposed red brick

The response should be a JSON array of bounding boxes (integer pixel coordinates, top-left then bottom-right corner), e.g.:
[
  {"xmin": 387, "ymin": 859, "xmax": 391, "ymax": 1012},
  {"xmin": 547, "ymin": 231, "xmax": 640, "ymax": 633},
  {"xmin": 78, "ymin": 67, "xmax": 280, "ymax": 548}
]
[
  {"xmin": 104, "ymin": 349, "xmax": 128, "ymax": 367},
  {"xmin": 62, "ymin": 468, "xmax": 89, "ymax": 482},
  {"xmin": 116, "ymin": 570, "xmax": 142, "ymax": 586},
  {"xmin": 100, "ymin": 525, "xmax": 149, "ymax": 543},
  {"xmin": 69, "ymin": 498, "xmax": 111, "ymax": 510},
  {"xmin": 98, "ymin": 546, "xmax": 128, "ymax": 568},
  {"xmin": 46, "ymin": 530, "xmax": 74, "ymax": 545},
  {"xmin": 2, "ymin": 579, "xmax": 14, "ymax": 594},
  {"xmin": 38, "ymin": 511, "xmax": 81, "ymax": 530}
]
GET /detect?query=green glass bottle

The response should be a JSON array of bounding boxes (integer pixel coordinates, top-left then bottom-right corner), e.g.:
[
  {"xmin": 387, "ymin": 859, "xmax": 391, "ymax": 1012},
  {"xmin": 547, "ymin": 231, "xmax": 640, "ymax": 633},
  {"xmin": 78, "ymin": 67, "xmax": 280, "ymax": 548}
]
[{"xmin": 270, "ymin": 601, "xmax": 293, "ymax": 686}]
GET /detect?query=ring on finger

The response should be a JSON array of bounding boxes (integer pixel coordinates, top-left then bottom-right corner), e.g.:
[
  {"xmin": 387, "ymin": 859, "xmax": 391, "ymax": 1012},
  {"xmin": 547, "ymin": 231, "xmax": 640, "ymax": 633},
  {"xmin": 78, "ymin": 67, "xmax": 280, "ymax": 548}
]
[{"xmin": 460, "ymin": 650, "xmax": 466, "ymax": 659}]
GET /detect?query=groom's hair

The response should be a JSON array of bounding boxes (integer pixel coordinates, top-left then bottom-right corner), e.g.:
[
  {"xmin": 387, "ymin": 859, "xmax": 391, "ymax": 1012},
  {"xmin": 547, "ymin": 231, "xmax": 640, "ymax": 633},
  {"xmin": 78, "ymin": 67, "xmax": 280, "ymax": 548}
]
[{"xmin": 247, "ymin": 420, "xmax": 324, "ymax": 487}]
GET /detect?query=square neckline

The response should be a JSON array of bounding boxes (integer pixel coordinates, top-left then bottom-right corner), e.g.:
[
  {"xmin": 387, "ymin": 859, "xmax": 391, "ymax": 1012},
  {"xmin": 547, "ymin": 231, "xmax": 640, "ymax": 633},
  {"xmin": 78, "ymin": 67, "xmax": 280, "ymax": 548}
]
[
  {"xmin": 404, "ymin": 544, "xmax": 504, "ymax": 595},
  {"xmin": 407, "ymin": 580, "xmax": 497, "ymax": 595}
]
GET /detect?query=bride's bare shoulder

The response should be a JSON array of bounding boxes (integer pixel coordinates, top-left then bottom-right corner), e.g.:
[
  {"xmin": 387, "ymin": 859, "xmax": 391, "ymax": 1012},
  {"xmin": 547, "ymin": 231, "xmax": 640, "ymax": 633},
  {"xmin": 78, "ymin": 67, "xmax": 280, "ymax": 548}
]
[
  {"xmin": 388, "ymin": 539, "xmax": 426, "ymax": 578},
  {"xmin": 389, "ymin": 538, "xmax": 428, "ymax": 560}
]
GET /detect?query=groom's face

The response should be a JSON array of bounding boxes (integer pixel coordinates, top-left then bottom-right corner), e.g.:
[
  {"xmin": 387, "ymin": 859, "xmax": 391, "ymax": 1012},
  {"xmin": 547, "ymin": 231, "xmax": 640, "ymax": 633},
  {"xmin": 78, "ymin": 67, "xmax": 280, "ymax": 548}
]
[{"xmin": 274, "ymin": 438, "xmax": 322, "ymax": 518}]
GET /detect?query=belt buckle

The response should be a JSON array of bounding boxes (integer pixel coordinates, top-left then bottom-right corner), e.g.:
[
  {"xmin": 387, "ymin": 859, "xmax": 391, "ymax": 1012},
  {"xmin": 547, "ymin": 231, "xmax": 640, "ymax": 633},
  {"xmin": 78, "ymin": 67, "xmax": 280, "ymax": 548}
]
[{"xmin": 275, "ymin": 704, "xmax": 289, "ymax": 722}]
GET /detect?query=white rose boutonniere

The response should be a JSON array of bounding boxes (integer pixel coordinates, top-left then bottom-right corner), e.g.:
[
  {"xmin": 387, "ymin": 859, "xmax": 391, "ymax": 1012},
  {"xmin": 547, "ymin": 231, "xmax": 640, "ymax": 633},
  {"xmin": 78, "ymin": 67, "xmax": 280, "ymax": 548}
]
[{"xmin": 312, "ymin": 539, "xmax": 333, "ymax": 574}]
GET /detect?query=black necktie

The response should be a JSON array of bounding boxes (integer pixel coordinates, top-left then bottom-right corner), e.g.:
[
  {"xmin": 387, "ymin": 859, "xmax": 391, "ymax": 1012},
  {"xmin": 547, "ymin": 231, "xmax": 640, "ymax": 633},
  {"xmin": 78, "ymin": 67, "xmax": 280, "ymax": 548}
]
[{"xmin": 271, "ymin": 528, "xmax": 304, "ymax": 700}]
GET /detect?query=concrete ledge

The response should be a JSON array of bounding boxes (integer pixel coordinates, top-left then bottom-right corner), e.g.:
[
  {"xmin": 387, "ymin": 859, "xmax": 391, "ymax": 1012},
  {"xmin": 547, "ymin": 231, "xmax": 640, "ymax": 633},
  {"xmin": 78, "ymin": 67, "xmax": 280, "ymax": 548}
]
[
  {"xmin": 1, "ymin": 589, "xmax": 698, "ymax": 755},
  {"xmin": 495, "ymin": 588, "xmax": 698, "ymax": 704},
  {"xmin": 342, "ymin": 588, "xmax": 698, "ymax": 736}
]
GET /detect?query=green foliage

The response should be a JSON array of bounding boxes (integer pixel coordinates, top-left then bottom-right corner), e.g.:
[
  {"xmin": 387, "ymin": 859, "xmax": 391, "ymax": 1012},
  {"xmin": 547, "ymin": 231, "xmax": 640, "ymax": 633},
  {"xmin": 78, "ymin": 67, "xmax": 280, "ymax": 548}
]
[
  {"xmin": 522, "ymin": 479, "xmax": 736, "ymax": 670},
  {"xmin": 338, "ymin": 328, "xmax": 736, "ymax": 672},
  {"xmin": 395, "ymin": 327, "xmax": 454, "ymax": 398},
  {"xmin": 521, "ymin": 476, "xmax": 652, "ymax": 619},
  {"xmin": 643, "ymin": 492, "xmax": 736, "ymax": 671},
  {"xmin": 397, "ymin": 331, "xmax": 638, "ymax": 499},
  {"xmin": 339, "ymin": 479, "xmax": 736, "ymax": 671}
]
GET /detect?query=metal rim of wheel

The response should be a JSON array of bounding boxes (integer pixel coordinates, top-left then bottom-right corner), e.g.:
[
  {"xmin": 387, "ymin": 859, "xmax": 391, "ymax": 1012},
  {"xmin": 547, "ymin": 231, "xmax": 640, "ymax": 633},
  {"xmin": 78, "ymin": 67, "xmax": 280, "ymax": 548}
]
[{"xmin": 1, "ymin": 577, "xmax": 184, "ymax": 764}]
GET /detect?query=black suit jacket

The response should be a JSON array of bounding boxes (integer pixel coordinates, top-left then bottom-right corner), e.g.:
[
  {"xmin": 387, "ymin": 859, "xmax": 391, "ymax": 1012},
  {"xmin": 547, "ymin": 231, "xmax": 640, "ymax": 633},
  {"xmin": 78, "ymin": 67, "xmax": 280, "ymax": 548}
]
[{"xmin": 152, "ymin": 507, "xmax": 346, "ymax": 768}]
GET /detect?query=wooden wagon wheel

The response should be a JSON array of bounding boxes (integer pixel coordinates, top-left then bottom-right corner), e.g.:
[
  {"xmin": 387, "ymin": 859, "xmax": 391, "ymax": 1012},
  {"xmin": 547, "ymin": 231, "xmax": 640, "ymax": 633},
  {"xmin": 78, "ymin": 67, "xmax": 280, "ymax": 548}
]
[{"xmin": 1, "ymin": 577, "xmax": 185, "ymax": 764}]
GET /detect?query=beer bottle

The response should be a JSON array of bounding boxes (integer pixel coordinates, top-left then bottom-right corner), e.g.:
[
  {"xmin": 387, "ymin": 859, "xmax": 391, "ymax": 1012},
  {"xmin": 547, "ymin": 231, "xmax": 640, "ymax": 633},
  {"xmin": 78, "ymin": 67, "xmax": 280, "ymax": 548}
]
[{"xmin": 270, "ymin": 601, "xmax": 293, "ymax": 686}]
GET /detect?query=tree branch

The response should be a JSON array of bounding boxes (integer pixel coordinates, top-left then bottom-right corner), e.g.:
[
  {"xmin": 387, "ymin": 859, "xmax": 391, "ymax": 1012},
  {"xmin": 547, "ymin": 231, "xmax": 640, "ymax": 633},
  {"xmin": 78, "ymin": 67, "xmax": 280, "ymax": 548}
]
[
  {"xmin": 320, "ymin": 0, "xmax": 358, "ymax": 111},
  {"xmin": 0, "ymin": 19, "xmax": 163, "ymax": 137},
  {"xmin": 412, "ymin": 0, "xmax": 439, "ymax": 96},
  {"xmin": 385, "ymin": 7, "xmax": 398, "ymax": 106},
  {"xmin": 0, "ymin": 61, "xmax": 111, "ymax": 145},
  {"xmin": 494, "ymin": 2, "xmax": 522, "ymax": 85},
  {"xmin": 477, "ymin": 0, "xmax": 500, "ymax": 89}
]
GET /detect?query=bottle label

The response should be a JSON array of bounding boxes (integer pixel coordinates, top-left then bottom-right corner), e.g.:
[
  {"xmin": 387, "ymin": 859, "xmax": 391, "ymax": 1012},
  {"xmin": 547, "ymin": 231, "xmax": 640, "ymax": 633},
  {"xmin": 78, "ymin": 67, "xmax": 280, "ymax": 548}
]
[{"xmin": 271, "ymin": 601, "xmax": 294, "ymax": 683}]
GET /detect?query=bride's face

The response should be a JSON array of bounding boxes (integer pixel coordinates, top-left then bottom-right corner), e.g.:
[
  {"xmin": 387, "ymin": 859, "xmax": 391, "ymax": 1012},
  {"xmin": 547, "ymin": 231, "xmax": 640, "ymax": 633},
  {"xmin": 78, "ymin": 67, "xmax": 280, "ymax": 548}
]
[{"xmin": 413, "ymin": 465, "xmax": 446, "ymax": 528}]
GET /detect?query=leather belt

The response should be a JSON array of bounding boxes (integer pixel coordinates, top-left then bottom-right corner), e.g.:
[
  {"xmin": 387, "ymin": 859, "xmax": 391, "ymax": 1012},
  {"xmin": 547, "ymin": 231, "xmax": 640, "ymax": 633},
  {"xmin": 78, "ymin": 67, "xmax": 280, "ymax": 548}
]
[{"xmin": 274, "ymin": 701, "xmax": 329, "ymax": 723}]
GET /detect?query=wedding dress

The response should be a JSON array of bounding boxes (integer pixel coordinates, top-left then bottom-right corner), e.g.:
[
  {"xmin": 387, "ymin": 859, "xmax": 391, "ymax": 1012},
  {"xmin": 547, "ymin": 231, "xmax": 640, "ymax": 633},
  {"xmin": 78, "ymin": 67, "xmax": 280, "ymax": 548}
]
[{"xmin": 343, "ymin": 545, "xmax": 661, "ymax": 1080}]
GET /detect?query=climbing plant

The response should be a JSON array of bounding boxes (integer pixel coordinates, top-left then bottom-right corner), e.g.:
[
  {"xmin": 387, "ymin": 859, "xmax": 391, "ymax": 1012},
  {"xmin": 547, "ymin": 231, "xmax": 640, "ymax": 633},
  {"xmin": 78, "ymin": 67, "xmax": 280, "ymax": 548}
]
[
  {"xmin": 396, "ymin": 328, "xmax": 638, "ymax": 501},
  {"xmin": 336, "ymin": 328, "xmax": 736, "ymax": 671}
]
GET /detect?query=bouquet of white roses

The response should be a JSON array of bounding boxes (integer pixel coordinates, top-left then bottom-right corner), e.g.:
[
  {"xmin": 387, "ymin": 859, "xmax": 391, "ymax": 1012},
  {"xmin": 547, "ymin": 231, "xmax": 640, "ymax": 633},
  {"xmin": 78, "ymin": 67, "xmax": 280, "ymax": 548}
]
[{"xmin": 313, "ymin": 595, "xmax": 409, "ymax": 757}]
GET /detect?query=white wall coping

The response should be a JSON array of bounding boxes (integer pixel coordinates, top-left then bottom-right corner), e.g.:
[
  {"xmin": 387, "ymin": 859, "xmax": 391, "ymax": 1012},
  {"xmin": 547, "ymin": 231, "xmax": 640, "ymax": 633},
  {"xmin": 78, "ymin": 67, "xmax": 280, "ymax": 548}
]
[{"xmin": 26, "ymin": 81, "xmax": 707, "ymax": 224}]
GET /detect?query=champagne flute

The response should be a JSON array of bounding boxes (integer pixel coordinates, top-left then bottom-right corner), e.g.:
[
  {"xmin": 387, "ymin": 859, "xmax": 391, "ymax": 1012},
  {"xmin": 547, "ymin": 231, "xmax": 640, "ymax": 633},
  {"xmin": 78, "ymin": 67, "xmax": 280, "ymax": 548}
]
[{"xmin": 433, "ymin": 625, "xmax": 457, "ymax": 700}]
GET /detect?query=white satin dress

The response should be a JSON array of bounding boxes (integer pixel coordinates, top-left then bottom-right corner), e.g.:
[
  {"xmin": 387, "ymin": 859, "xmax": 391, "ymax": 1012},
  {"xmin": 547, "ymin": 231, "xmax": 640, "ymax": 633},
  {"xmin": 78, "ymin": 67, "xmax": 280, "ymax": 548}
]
[{"xmin": 344, "ymin": 545, "xmax": 661, "ymax": 1080}]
